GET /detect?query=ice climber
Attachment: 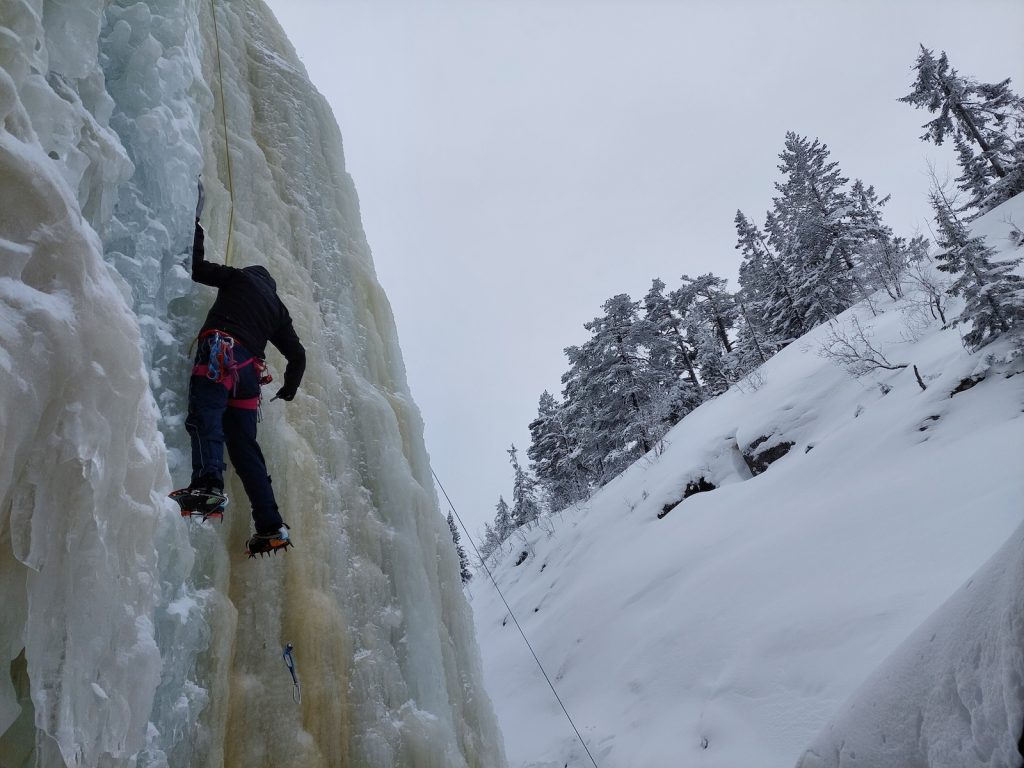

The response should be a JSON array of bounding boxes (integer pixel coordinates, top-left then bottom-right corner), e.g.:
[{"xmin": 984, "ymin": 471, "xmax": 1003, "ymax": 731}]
[{"xmin": 170, "ymin": 203, "xmax": 306, "ymax": 558}]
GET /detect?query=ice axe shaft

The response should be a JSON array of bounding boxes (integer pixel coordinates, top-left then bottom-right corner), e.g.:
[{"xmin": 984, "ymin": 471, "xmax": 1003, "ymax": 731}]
[
  {"xmin": 196, "ymin": 176, "xmax": 206, "ymax": 220},
  {"xmin": 283, "ymin": 643, "xmax": 301, "ymax": 703}
]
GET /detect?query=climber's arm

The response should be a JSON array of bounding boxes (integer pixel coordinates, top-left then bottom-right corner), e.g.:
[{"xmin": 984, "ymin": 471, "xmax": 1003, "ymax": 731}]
[{"xmin": 191, "ymin": 220, "xmax": 236, "ymax": 287}]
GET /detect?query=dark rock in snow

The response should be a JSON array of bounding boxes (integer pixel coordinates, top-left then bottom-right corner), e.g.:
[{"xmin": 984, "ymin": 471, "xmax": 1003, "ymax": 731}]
[
  {"xmin": 658, "ymin": 477, "xmax": 718, "ymax": 519},
  {"xmin": 743, "ymin": 436, "xmax": 795, "ymax": 476},
  {"xmin": 951, "ymin": 375, "xmax": 984, "ymax": 396}
]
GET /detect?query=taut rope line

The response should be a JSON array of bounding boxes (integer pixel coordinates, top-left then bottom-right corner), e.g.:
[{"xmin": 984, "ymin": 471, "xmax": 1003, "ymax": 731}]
[
  {"xmin": 432, "ymin": 468, "xmax": 601, "ymax": 768},
  {"xmin": 209, "ymin": 0, "xmax": 236, "ymax": 266}
]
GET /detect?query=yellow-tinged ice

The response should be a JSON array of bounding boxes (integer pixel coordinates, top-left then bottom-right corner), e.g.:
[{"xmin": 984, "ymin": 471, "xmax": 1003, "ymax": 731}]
[{"xmin": 0, "ymin": 1, "xmax": 506, "ymax": 766}]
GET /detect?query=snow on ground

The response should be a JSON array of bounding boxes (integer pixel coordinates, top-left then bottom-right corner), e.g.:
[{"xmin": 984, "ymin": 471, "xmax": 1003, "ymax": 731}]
[
  {"xmin": 470, "ymin": 194, "xmax": 1024, "ymax": 768},
  {"xmin": 794, "ymin": 194, "xmax": 1024, "ymax": 768},
  {"xmin": 797, "ymin": 520, "xmax": 1024, "ymax": 768}
]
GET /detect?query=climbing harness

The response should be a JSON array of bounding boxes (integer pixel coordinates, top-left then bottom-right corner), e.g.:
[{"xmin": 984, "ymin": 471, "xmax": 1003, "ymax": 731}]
[
  {"xmin": 433, "ymin": 469, "xmax": 601, "ymax": 768},
  {"xmin": 209, "ymin": 0, "xmax": 236, "ymax": 266},
  {"xmin": 192, "ymin": 329, "xmax": 272, "ymax": 412},
  {"xmin": 282, "ymin": 643, "xmax": 301, "ymax": 703}
]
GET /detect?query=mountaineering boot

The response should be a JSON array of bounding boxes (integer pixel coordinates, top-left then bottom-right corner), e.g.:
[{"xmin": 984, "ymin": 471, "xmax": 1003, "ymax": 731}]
[
  {"xmin": 169, "ymin": 481, "xmax": 227, "ymax": 520},
  {"xmin": 246, "ymin": 524, "xmax": 292, "ymax": 557}
]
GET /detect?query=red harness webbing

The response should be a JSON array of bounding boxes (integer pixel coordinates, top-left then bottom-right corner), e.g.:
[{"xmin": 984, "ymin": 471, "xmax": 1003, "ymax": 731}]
[
  {"xmin": 193, "ymin": 330, "xmax": 271, "ymax": 411},
  {"xmin": 192, "ymin": 361, "xmax": 261, "ymax": 409},
  {"xmin": 228, "ymin": 396, "xmax": 261, "ymax": 410}
]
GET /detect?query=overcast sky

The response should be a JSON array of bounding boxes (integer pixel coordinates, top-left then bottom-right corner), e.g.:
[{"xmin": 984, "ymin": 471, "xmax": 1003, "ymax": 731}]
[{"xmin": 263, "ymin": 0, "xmax": 1024, "ymax": 537}]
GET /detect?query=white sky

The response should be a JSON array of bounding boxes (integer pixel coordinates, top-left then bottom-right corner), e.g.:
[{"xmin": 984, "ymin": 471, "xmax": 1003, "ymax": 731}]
[{"xmin": 263, "ymin": 0, "xmax": 1024, "ymax": 536}]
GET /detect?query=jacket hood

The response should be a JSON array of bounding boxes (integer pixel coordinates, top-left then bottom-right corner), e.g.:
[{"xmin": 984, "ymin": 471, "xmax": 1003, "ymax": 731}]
[{"xmin": 243, "ymin": 265, "xmax": 277, "ymax": 292}]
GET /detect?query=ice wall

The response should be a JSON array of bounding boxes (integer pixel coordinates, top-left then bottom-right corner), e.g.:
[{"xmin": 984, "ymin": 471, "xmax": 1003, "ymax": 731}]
[{"xmin": 0, "ymin": 1, "xmax": 507, "ymax": 766}]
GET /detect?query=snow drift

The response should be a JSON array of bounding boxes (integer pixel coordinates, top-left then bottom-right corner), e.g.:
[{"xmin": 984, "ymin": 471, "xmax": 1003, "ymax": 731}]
[
  {"xmin": 796, "ymin": 520, "xmax": 1024, "ymax": 768},
  {"xmin": 0, "ymin": 1, "xmax": 506, "ymax": 767}
]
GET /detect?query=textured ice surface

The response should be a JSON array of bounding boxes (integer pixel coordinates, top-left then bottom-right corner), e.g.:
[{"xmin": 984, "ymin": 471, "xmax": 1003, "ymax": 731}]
[{"xmin": 0, "ymin": 1, "xmax": 506, "ymax": 766}]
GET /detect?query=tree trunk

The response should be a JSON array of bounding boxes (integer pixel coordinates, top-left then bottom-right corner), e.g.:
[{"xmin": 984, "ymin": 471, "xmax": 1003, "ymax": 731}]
[
  {"xmin": 670, "ymin": 322, "xmax": 704, "ymax": 398},
  {"xmin": 913, "ymin": 365, "xmax": 928, "ymax": 391},
  {"xmin": 757, "ymin": 230, "xmax": 805, "ymax": 333},
  {"xmin": 941, "ymin": 80, "xmax": 1008, "ymax": 178},
  {"xmin": 739, "ymin": 303, "xmax": 768, "ymax": 363}
]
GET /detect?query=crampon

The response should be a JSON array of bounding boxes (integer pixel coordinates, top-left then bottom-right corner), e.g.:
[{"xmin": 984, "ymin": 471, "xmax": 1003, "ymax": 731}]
[
  {"xmin": 246, "ymin": 526, "xmax": 292, "ymax": 558},
  {"xmin": 169, "ymin": 488, "xmax": 227, "ymax": 522}
]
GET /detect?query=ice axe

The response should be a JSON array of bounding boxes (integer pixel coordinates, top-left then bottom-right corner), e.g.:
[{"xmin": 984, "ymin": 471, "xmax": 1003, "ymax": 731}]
[
  {"xmin": 282, "ymin": 643, "xmax": 301, "ymax": 703},
  {"xmin": 196, "ymin": 175, "xmax": 206, "ymax": 220}
]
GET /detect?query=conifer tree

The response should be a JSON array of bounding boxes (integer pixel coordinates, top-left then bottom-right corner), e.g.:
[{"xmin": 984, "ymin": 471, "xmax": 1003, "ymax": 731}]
[
  {"xmin": 479, "ymin": 521, "xmax": 499, "ymax": 562},
  {"xmin": 930, "ymin": 184, "xmax": 1024, "ymax": 348},
  {"xmin": 769, "ymin": 133, "xmax": 858, "ymax": 325},
  {"xmin": 493, "ymin": 496, "xmax": 514, "ymax": 543},
  {"xmin": 676, "ymin": 274, "xmax": 737, "ymax": 354},
  {"xmin": 642, "ymin": 279, "xmax": 703, "ymax": 422},
  {"xmin": 691, "ymin": 324, "xmax": 733, "ymax": 396},
  {"xmin": 732, "ymin": 296, "xmax": 773, "ymax": 377},
  {"xmin": 447, "ymin": 512, "xmax": 472, "ymax": 584},
  {"xmin": 735, "ymin": 210, "xmax": 805, "ymax": 345},
  {"xmin": 561, "ymin": 294, "xmax": 660, "ymax": 482},
  {"xmin": 527, "ymin": 391, "xmax": 591, "ymax": 509},
  {"xmin": 846, "ymin": 180, "xmax": 907, "ymax": 299},
  {"xmin": 508, "ymin": 444, "xmax": 542, "ymax": 527},
  {"xmin": 900, "ymin": 45, "xmax": 1024, "ymax": 212}
]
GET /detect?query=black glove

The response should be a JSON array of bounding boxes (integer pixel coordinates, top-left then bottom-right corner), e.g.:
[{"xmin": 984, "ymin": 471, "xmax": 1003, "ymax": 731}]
[{"xmin": 274, "ymin": 385, "xmax": 297, "ymax": 402}]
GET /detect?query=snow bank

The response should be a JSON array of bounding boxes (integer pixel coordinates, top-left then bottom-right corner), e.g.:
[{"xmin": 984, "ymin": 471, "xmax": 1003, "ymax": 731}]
[
  {"xmin": 797, "ymin": 521, "xmax": 1024, "ymax": 768},
  {"xmin": 471, "ymin": 196, "xmax": 1024, "ymax": 767}
]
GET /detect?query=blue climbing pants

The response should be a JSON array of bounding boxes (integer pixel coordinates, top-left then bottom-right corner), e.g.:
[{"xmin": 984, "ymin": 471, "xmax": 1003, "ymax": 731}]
[{"xmin": 185, "ymin": 337, "xmax": 283, "ymax": 534}]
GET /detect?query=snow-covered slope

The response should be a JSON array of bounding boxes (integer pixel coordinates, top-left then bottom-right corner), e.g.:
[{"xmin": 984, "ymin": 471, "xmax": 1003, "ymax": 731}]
[
  {"xmin": 471, "ymin": 195, "xmax": 1024, "ymax": 767},
  {"xmin": 795, "ymin": 198, "xmax": 1024, "ymax": 768},
  {"xmin": 0, "ymin": 2, "xmax": 505, "ymax": 767},
  {"xmin": 796, "ymin": 519, "xmax": 1024, "ymax": 768}
]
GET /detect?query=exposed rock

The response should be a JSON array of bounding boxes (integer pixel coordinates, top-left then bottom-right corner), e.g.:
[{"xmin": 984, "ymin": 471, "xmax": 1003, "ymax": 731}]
[
  {"xmin": 743, "ymin": 436, "xmax": 795, "ymax": 476},
  {"xmin": 658, "ymin": 477, "xmax": 718, "ymax": 519},
  {"xmin": 951, "ymin": 376, "xmax": 984, "ymax": 396}
]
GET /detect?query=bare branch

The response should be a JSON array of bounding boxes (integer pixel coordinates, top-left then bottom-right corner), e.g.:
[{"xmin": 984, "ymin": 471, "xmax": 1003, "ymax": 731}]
[
  {"xmin": 818, "ymin": 315, "xmax": 908, "ymax": 377},
  {"xmin": 913, "ymin": 365, "xmax": 928, "ymax": 392}
]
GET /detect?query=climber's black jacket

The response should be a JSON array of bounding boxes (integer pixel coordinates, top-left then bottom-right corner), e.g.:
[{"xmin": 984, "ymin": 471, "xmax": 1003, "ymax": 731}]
[{"xmin": 191, "ymin": 222, "xmax": 306, "ymax": 397}]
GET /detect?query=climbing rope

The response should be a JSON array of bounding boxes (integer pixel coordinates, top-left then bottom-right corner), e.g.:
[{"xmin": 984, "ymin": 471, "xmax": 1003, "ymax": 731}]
[
  {"xmin": 432, "ymin": 469, "xmax": 601, "ymax": 768},
  {"xmin": 209, "ymin": 0, "xmax": 236, "ymax": 266},
  {"xmin": 283, "ymin": 643, "xmax": 301, "ymax": 704}
]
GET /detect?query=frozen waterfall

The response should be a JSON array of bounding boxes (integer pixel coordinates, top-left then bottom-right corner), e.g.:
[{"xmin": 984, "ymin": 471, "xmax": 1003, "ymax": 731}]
[{"xmin": 0, "ymin": 1, "xmax": 507, "ymax": 766}]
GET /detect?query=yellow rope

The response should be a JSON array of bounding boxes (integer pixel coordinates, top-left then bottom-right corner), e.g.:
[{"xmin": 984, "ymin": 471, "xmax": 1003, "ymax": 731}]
[{"xmin": 210, "ymin": 0, "xmax": 236, "ymax": 266}]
